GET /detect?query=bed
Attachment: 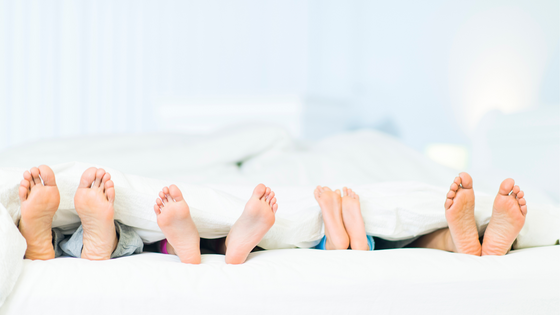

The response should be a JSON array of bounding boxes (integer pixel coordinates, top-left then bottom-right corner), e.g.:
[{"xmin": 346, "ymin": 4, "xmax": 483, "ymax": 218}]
[{"xmin": 1, "ymin": 124, "xmax": 558, "ymax": 315}]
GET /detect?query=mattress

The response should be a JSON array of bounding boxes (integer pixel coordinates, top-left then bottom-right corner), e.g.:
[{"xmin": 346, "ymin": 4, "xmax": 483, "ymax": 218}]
[{"xmin": 1, "ymin": 247, "xmax": 558, "ymax": 315}]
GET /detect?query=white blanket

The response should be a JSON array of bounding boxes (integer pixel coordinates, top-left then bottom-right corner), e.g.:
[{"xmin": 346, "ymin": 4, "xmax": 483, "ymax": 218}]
[{"xmin": 2, "ymin": 162, "xmax": 558, "ymax": 248}]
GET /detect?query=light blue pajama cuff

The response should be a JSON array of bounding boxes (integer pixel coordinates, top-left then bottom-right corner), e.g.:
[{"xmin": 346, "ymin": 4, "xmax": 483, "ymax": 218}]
[{"xmin": 314, "ymin": 235, "xmax": 375, "ymax": 251}]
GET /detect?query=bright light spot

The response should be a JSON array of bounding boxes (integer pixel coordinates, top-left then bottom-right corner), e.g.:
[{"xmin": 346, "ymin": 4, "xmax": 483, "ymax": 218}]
[{"xmin": 425, "ymin": 144, "xmax": 469, "ymax": 170}]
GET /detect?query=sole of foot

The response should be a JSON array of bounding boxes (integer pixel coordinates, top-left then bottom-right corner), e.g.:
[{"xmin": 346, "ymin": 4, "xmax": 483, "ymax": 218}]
[
  {"xmin": 154, "ymin": 185, "xmax": 201, "ymax": 264},
  {"xmin": 341, "ymin": 187, "xmax": 369, "ymax": 250},
  {"xmin": 18, "ymin": 165, "xmax": 60, "ymax": 260},
  {"xmin": 314, "ymin": 186, "xmax": 348, "ymax": 250},
  {"xmin": 481, "ymin": 178, "xmax": 527, "ymax": 256},
  {"xmin": 74, "ymin": 167, "xmax": 117, "ymax": 260},
  {"xmin": 444, "ymin": 172, "xmax": 481, "ymax": 256},
  {"xmin": 225, "ymin": 184, "xmax": 278, "ymax": 264}
]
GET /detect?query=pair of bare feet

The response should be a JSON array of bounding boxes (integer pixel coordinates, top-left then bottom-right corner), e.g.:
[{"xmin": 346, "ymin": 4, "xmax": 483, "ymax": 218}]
[
  {"xmin": 314, "ymin": 186, "xmax": 369, "ymax": 250},
  {"xmin": 315, "ymin": 173, "xmax": 527, "ymax": 256},
  {"xmin": 18, "ymin": 165, "xmax": 279, "ymax": 264},
  {"xmin": 153, "ymin": 184, "xmax": 278, "ymax": 264},
  {"xmin": 19, "ymin": 165, "xmax": 117, "ymax": 260},
  {"xmin": 444, "ymin": 172, "xmax": 527, "ymax": 256}
]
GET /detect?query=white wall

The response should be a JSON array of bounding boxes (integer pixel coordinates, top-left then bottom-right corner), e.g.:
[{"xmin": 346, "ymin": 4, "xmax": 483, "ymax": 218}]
[{"xmin": 0, "ymin": 0, "xmax": 558, "ymax": 153}]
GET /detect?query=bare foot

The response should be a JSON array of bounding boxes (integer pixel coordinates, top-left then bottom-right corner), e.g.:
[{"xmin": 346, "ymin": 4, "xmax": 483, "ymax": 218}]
[
  {"xmin": 314, "ymin": 186, "xmax": 348, "ymax": 250},
  {"xmin": 225, "ymin": 184, "xmax": 278, "ymax": 264},
  {"xmin": 341, "ymin": 187, "xmax": 369, "ymax": 250},
  {"xmin": 481, "ymin": 179, "xmax": 527, "ymax": 256},
  {"xmin": 74, "ymin": 168, "xmax": 117, "ymax": 260},
  {"xmin": 444, "ymin": 173, "xmax": 481, "ymax": 255},
  {"xmin": 18, "ymin": 165, "xmax": 60, "ymax": 260},
  {"xmin": 154, "ymin": 185, "xmax": 201, "ymax": 264}
]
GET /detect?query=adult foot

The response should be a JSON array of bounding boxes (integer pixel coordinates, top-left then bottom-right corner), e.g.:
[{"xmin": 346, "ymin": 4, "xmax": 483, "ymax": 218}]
[
  {"xmin": 341, "ymin": 187, "xmax": 369, "ymax": 250},
  {"xmin": 154, "ymin": 185, "xmax": 201, "ymax": 264},
  {"xmin": 444, "ymin": 173, "xmax": 481, "ymax": 255},
  {"xmin": 225, "ymin": 184, "xmax": 278, "ymax": 264},
  {"xmin": 18, "ymin": 165, "xmax": 60, "ymax": 260},
  {"xmin": 482, "ymin": 179, "xmax": 527, "ymax": 256},
  {"xmin": 314, "ymin": 186, "xmax": 349, "ymax": 250},
  {"xmin": 74, "ymin": 167, "xmax": 117, "ymax": 260}
]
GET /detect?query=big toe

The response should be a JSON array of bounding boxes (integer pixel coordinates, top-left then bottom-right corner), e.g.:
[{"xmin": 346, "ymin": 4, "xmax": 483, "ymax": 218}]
[
  {"xmin": 168, "ymin": 184, "xmax": 184, "ymax": 202},
  {"xmin": 498, "ymin": 178, "xmax": 515, "ymax": 196},
  {"xmin": 252, "ymin": 184, "xmax": 267, "ymax": 199},
  {"xmin": 458, "ymin": 172, "xmax": 473, "ymax": 189},
  {"xmin": 79, "ymin": 167, "xmax": 98, "ymax": 188},
  {"xmin": 38, "ymin": 165, "xmax": 57, "ymax": 186}
]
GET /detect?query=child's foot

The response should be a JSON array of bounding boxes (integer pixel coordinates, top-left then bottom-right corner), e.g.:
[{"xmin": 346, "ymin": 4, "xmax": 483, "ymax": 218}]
[
  {"xmin": 341, "ymin": 187, "xmax": 369, "ymax": 250},
  {"xmin": 314, "ymin": 186, "xmax": 349, "ymax": 250},
  {"xmin": 74, "ymin": 168, "xmax": 118, "ymax": 260},
  {"xmin": 225, "ymin": 184, "xmax": 278, "ymax": 264},
  {"xmin": 482, "ymin": 179, "xmax": 527, "ymax": 256},
  {"xmin": 18, "ymin": 165, "xmax": 60, "ymax": 260},
  {"xmin": 154, "ymin": 185, "xmax": 201, "ymax": 264},
  {"xmin": 444, "ymin": 173, "xmax": 481, "ymax": 255}
]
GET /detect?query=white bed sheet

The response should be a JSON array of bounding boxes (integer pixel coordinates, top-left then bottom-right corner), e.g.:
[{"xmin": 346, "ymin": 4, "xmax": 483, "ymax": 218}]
[{"xmin": 1, "ymin": 246, "xmax": 558, "ymax": 315}]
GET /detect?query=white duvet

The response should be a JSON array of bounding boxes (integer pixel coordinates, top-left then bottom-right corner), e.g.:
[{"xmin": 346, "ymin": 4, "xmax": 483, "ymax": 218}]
[{"xmin": 1, "ymin": 126, "xmax": 558, "ymax": 308}]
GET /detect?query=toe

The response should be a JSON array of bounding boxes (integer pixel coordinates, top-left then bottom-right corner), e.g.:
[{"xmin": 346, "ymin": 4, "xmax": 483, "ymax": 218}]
[
  {"xmin": 270, "ymin": 197, "xmax": 277, "ymax": 207},
  {"xmin": 162, "ymin": 187, "xmax": 173, "ymax": 202},
  {"xmin": 343, "ymin": 187, "xmax": 348, "ymax": 196},
  {"xmin": 458, "ymin": 172, "xmax": 473, "ymax": 189},
  {"xmin": 334, "ymin": 189, "xmax": 341, "ymax": 196},
  {"xmin": 23, "ymin": 170, "xmax": 34, "ymax": 188},
  {"xmin": 450, "ymin": 182, "xmax": 459, "ymax": 191},
  {"xmin": 156, "ymin": 198, "xmax": 163, "ymax": 207},
  {"xmin": 314, "ymin": 188, "xmax": 320, "ymax": 200},
  {"xmin": 517, "ymin": 190, "xmax": 524, "ymax": 199},
  {"xmin": 267, "ymin": 191, "xmax": 275, "ymax": 203},
  {"xmin": 322, "ymin": 186, "xmax": 332, "ymax": 192},
  {"xmin": 498, "ymin": 178, "xmax": 515, "ymax": 196},
  {"xmin": 94, "ymin": 169, "xmax": 106, "ymax": 188},
  {"xmin": 453, "ymin": 176, "xmax": 461, "ymax": 186},
  {"xmin": 447, "ymin": 190, "xmax": 456, "ymax": 199},
  {"xmin": 79, "ymin": 167, "xmax": 98, "ymax": 188},
  {"xmin": 518, "ymin": 197, "xmax": 526, "ymax": 206},
  {"xmin": 19, "ymin": 180, "xmax": 29, "ymax": 201},
  {"xmin": 252, "ymin": 184, "xmax": 267, "ymax": 200},
  {"xmin": 444, "ymin": 198, "xmax": 453, "ymax": 210},
  {"xmin": 153, "ymin": 205, "xmax": 161, "ymax": 215},
  {"xmin": 105, "ymin": 180, "xmax": 115, "ymax": 203},
  {"xmin": 20, "ymin": 178, "xmax": 30, "ymax": 190},
  {"xmin": 100, "ymin": 173, "xmax": 111, "ymax": 190},
  {"xmin": 159, "ymin": 191, "xmax": 168, "ymax": 203},
  {"xmin": 30, "ymin": 167, "xmax": 42, "ymax": 185},
  {"xmin": 520, "ymin": 205, "xmax": 527, "ymax": 216},
  {"xmin": 168, "ymin": 185, "xmax": 184, "ymax": 202},
  {"xmin": 512, "ymin": 185, "xmax": 520, "ymax": 195},
  {"xmin": 272, "ymin": 203, "xmax": 278, "ymax": 213},
  {"xmin": 38, "ymin": 165, "xmax": 56, "ymax": 186}
]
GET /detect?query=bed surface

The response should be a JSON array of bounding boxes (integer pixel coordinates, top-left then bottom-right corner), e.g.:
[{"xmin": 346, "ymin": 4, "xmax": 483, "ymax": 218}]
[
  {"xmin": 1, "ymin": 126, "xmax": 558, "ymax": 314},
  {"xmin": 2, "ymin": 246, "xmax": 558, "ymax": 315}
]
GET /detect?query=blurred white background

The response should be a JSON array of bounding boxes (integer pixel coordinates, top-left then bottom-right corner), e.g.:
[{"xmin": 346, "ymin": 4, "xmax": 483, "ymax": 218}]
[{"xmin": 0, "ymin": 0, "xmax": 558, "ymax": 200}]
